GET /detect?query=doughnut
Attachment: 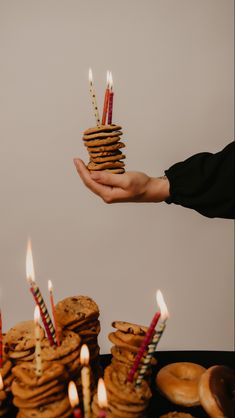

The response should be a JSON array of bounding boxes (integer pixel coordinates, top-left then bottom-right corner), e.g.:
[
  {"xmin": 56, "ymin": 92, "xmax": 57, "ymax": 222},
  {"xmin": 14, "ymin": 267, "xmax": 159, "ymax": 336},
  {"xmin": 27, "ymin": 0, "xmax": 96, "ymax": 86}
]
[
  {"xmin": 156, "ymin": 362, "xmax": 206, "ymax": 407},
  {"xmin": 199, "ymin": 365, "xmax": 235, "ymax": 418}
]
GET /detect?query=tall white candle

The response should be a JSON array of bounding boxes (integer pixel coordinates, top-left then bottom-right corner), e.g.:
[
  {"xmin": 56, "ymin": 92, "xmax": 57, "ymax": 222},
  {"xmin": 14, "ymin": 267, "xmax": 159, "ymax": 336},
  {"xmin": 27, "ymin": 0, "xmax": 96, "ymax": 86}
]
[
  {"xmin": 88, "ymin": 68, "xmax": 100, "ymax": 126},
  {"xmin": 80, "ymin": 344, "xmax": 91, "ymax": 418},
  {"xmin": 34, "ymin": 305, "xmax": 42, "ymax": 376}
]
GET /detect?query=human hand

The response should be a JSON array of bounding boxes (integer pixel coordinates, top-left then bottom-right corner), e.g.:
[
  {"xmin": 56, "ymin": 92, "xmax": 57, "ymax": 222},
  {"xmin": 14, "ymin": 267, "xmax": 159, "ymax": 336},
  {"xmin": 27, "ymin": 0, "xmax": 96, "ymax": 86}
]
[{"xmin": 73, "ymin": 159, "xmax": 170, "ymax": 204}]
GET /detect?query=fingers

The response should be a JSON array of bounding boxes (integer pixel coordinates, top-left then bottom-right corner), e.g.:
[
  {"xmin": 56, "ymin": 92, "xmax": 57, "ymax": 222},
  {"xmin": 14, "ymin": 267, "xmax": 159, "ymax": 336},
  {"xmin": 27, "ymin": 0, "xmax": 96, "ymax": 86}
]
[
  {"xmin": 73, "ymin": 158, "xmax": 111, "ymax": 198},
  {"xmin": 90, "ymin": 170, "xmax": 128, "ymax": 188}
]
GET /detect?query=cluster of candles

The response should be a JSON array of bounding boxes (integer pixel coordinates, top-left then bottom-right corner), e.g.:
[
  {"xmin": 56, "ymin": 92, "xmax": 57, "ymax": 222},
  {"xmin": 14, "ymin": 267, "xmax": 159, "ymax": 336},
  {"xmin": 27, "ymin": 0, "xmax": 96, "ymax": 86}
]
[
  {"xmin": 88, "ymin": 69, "xmax": 114, "ymax": 126},
  {"xmin": 0, "ymin": 239, "xmax": 169, "ymax": 417}
]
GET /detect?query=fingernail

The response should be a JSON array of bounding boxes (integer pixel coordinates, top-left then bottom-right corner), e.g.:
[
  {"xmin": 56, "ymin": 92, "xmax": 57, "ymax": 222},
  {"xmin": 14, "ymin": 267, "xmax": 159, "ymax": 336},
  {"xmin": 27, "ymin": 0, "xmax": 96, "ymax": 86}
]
[{"xmin": 73, "ymin": 158, "xmax": 79, "ymax": 166}]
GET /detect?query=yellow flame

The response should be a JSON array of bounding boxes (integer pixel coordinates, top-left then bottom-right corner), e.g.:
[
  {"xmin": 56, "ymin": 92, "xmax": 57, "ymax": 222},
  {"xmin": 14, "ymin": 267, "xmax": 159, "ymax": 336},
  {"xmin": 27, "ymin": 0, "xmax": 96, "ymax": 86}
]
[
  {"xmin": 0, "ymin": 373, "xmax": 4, "ymax": 391},
  {"xmin": 26, "ymin": 239, "xmax": 35, "ymax": 283},
  {"xmin": 106, "ymin": 70, "xmax": 110, "ymax": 87},
  {"xmin": 68, "ymin": 381, "xmax": 79, "ymax": 408},
  {"xmin": 80, "ymin": 344, "xmax": 90, "ymax": 365},
  {"xmin": 48, "ymin": 279, "xmax": 53, "ymax": 292},
  {"xmin": 97, "ymin": 378, "xmax": 108, "ymax": 408},
  {"xmin": 34, "ymin": 305, "xmax": 40, "ymax": 324},
  {"xmin": 156, "ymin": 290, "xmax": 169, "ymax": 321},
  {"xmin": 88, "ymin": 68, "xmax": 93, "ymax": 83},
  {"xmin": 109, "ymin": 71, "xmax": 113, "ymax": 89}
]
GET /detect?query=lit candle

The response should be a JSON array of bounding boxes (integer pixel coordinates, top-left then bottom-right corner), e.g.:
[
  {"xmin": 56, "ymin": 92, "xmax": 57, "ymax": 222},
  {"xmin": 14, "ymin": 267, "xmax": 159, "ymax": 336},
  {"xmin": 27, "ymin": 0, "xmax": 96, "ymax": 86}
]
[
  {"xmin": 89, "ymin": 68, "xmax": 100, "ymax": 126},
  {"xmin": 101, "ymin": 71, "xmax": 110, "ymax": 125},
  {"xmin": 135, "ymin": 290, "xmax": 169, "ymax": 387},
  {"xmin": 48, "ymin": 280, "xmax": 60, "ymax": 346},
  {"xmin": 97, "ymin": 378, "xmax": 108, "ymax": 418},
  {"xmin": 68, "ymin": 381, "xmax": 82, "ymax": 418},
  {"xmin": 0, "ymin": 307, "xmax": 3, "ymax": 369},
  {"xmin": 127, "ymin": 290, "xmax": 161, "ymax": 383},
  {"xmin": 107, "ymin": 72, "xmax": 114, "ymax": 125},
  {"xmin": 80, "ymin": 344, "xmax": 91, "ymax": 418},
  {"xmin": 26, "ymin": 239, "xmax": 56, "ymax": 346},
  {"xmin": 34, "ymin": 305, "xmax": 42, "ymax": 376}
]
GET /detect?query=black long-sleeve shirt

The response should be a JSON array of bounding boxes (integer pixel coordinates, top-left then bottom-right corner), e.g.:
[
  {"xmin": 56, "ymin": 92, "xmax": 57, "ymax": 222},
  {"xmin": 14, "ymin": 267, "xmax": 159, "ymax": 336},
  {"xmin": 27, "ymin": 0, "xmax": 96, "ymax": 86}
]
[{"xmin": 165, "ymin": 141, "xmax": 235, "ymax": 219}]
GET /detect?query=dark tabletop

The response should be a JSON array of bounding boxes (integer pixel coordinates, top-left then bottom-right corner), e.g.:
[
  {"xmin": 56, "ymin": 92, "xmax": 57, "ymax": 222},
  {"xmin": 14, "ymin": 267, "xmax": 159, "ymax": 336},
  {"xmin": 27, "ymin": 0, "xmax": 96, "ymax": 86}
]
[{"xmin": 100, "ymin": 351, "xmax": 235, "ymax": 418}]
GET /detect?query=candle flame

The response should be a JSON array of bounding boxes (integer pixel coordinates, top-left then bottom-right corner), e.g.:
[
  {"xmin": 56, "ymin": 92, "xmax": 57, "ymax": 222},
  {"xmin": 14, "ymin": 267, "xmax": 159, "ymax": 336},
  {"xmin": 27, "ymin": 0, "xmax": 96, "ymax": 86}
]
[
  {"xmin": 106, "ymin": 70, "xmax": 110, "ymax": 87},
  {"xmin": 97, "ymin": 378, "xmax": 108, "ymax": 408},
  {"xmin": 109, "ymin": 72, "xmax": 113, "ymax": 90},
  {"xmin": 34, "ymin": 305, "xmax": 40, "ymax": 324},
  {"xmin": 156, "ymin": 290, "xmax": 169, "ymax": 321},
  {"xmin": 89, "ymin": 68, "xmax": 93, "ymax": 83},
  {"xmin": 0, "ymin": 373, "xmax": 3, "ymax": 391},
  {"xmin": 48, "ymin": 279, "xmax": 53, "ymax": 292},
  {"xmin": 80, "ymin": 344, "xmax": 90, "ymax": 365},
  {"xmin": 68, "ymin": 381, "xmax": 79, "ymax": 408},
  {"xmin": 26, "ymin": 239, "xmax": 35, "ymax": 284}
]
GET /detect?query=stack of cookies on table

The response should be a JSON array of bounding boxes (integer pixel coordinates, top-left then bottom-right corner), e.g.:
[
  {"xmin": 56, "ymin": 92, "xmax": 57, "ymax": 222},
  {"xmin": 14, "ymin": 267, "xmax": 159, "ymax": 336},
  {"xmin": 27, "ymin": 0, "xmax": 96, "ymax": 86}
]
[
  {"xmin": 91, "ymin": 365, "xmax": 152, "ymax": 418},
  {"xmin": 55, "ymin": 295, "xmax": 101, "ymax": 388},
  {"xmin": 4, "ymin": 321, "xmax": 45, "ymax": 366},
  {"xmin": 11, "ymin": 361, "xmax": 72, "ymax": 418},
  {"xmin": 109, "ymin": 321, "xmax": 157, "ymax": 381},
  {"xmin": 82, "ymin": 125, "xmax": 126, "ymax": 173},
  {"xmin": 0, "ymin": 353, "xmax": 14, "ymax": 417}
]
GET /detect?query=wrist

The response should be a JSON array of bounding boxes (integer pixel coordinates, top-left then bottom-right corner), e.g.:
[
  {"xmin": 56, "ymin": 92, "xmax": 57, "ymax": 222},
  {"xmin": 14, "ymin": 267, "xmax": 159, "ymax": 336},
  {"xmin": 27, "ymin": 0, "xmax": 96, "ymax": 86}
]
[{"xmin": 146, "ymin": 176, "xmax": 170, "ymax": 202}]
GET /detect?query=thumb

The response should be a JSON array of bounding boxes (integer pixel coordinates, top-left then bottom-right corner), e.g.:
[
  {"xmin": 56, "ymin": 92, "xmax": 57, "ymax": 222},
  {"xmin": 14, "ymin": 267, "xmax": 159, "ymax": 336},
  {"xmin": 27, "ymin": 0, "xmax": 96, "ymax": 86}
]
[{"xmin": 90, "ymin": 170, "xmax": 127, "ymax": 187}]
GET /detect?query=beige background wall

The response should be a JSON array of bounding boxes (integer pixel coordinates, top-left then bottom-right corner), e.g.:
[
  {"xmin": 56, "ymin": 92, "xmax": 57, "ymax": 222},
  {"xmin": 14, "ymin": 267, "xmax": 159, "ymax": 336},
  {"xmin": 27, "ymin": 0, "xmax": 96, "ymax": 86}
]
[{"xmin": 0, "ymin": 0, "xmax": 234, "ymax": 353}]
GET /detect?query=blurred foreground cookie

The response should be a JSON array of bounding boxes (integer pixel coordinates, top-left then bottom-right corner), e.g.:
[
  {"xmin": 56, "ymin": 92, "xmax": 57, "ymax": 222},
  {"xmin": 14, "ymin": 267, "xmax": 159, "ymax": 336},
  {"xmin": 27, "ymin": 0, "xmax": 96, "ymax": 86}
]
[{"xmin": 82, "ymin": 124, "xmax": 126, "ymax": 173}]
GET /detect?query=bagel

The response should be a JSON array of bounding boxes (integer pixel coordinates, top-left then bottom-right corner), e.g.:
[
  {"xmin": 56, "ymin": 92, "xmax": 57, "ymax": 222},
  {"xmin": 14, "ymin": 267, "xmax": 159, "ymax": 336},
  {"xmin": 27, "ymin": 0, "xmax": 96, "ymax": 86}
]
[
  {"xmin": 156, "ymin": 362, "xmax": 206, "ymax": 407},
  {"xmin": 199, "ymin": 365, "xmax": 235, "ymax": 418}
]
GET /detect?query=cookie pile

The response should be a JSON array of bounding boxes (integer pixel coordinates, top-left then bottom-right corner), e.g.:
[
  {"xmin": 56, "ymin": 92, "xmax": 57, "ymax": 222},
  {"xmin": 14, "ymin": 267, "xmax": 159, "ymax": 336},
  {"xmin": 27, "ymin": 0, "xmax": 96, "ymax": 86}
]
[
  {"xmin": 82, "ymin": 125, "xmax": 126, "ymax": 173},
  {"xmin": 0, "ymin": 354, "xmax": 14, "ymax": 417},
  {"xmin": 109, "ymin": 321, "xmax": 157, "ymax": 381},
  {"xmin": 4, "ymin": 321, "xmax": 45, "ymax": 366},
  {"xmin": 55, "ymin": 295, "xmax": 101, "ymax": 385},
  {"xmin": 91, "ymin": 364, "xmax": 152, "ymax": 418},
  {"xmin": 41, "ymin": 329, "xmax": 81, "ymax": 381},
  {"xmin": 11, "ymin": 361, "xmax": 71, "ymax": 418}
]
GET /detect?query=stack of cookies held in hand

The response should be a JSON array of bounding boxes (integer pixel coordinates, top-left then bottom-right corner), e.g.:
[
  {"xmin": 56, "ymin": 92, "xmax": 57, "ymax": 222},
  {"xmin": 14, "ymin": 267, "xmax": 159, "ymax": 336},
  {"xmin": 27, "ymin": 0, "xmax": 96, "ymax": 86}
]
[{"xmin": 82, "ymin": 124, "xmax": 126, "ymax": 173}]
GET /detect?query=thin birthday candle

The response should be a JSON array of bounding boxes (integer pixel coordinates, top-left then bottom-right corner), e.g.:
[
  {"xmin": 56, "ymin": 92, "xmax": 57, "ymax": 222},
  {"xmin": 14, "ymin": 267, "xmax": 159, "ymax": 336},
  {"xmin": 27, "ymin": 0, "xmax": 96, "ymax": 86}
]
[
  {"xmin": 48, "ymin": 280, "xmax": 60, "ymax": 346},
  {"xmin": 80, "ymin": 344, "xmax": 91, "ymax": 418},
  {"xmin": 101, "ymin": 71, "xmax": 110, "ymax": 125},
  {"xmin": 89, "ymin": 68, "xmax": 100, "ymax": 126},
  {"xmin": 26, "ymin": 240, "xmax": 56, "ymax": 346},
  {"xmin": 127, "ymin": 291, "xmax": 161, "ymax": 383},
  {"xmin": 97, "ymin": 378, "xmax": 108, "ymax": 418},
  {"xmin": 135, "ymin": 290, "xmax": 169, "ymax": 388},
  {"xmin": 34, "ymin": 305, "xmax": 42, "ymax": 376},
  {"xmin": 107, "ymin": 72, "xmax": 114, "ymax": 125},
  {"xmin": 68, "ymin": 381, "xmax": 82, "ymax": 418}
]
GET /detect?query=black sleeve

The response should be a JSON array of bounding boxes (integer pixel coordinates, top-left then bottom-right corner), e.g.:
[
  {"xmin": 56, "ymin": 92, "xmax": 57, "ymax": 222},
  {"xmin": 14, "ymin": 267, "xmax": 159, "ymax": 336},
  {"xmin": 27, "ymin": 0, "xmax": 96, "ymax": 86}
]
[{"xmin": 164, "ymin": 141, "xmax": 235, "ymax": 219}]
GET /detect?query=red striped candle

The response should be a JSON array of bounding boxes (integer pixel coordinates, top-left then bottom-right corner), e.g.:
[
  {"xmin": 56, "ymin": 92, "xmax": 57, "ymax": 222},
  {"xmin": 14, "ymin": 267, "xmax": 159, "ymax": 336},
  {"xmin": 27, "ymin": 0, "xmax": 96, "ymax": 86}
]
[
  {"xmin": 107, "ymin": 72, "xmax": 114, "ymax": 125},
  {"xmin": 102, "ymin": 71, "xmax": 110, "ymax": 125},
  {"xmin": 48, "ymin": 280, "xmax": 60, "ymax": 346},
  {"xmin": 26, "ymin": 240, "xmax": 56, "ymax": 346},
  {"xmin": 127, "ymin": 291, "xmax": 161, "ymax": 383}
]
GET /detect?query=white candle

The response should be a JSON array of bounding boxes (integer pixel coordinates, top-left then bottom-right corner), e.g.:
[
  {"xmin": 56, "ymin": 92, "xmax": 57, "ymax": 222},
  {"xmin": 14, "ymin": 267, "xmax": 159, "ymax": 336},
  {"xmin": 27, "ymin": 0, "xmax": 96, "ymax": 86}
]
[
  {"xmin": 80, "ymin": 344, "xmax": 91, "ymax": 418},
  {"xmin": 88, "ymin": 68, "xmax": 100, "ymax": 126},
  {"xmin": 34, "ymin": 305, "xmax": 42, "ymax": 376}
]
